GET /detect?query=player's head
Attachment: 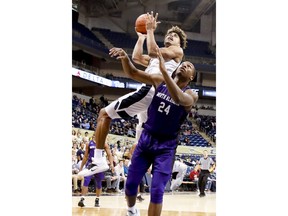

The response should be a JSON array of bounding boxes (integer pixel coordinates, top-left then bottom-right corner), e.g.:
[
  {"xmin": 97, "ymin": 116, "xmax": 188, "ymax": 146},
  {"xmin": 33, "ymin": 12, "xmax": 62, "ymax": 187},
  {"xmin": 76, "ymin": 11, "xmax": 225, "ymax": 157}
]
[
  {"xmin": 203, "ymin": 150, "xmax": 208, "ymax": 158},
  {"xmin": 175, "ymin": 61, "xmax": 196, "ymax": 82},
  {"xmin": 164, "ymin": 26, "xmax": 187, "ymax": 49}
]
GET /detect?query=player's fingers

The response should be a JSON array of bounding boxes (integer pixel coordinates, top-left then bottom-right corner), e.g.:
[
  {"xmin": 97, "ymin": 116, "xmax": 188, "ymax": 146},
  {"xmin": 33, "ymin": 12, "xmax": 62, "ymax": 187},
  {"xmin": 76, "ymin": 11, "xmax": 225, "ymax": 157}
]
[
  {"xmin": 109, "ymin": 49, "xmax": 117, "ymax": 56},
  {"xmin": 146, "ymin": 12, "xmax": 153, "ymax": 21},
  {"xmin": 109, "ymin": 48, "xmax": 121, "ymax": 56},
  {"xmin": 155, "ymin": 13, "xmax": 158, "ymax": 21}
]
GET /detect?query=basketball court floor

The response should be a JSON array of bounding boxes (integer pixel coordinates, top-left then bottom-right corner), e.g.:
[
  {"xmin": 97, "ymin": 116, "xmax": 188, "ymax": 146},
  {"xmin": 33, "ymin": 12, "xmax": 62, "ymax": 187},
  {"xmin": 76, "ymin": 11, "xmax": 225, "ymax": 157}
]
[{"xmin": 72, "ymin": 191, "xmax": 216, "ymax": 216}]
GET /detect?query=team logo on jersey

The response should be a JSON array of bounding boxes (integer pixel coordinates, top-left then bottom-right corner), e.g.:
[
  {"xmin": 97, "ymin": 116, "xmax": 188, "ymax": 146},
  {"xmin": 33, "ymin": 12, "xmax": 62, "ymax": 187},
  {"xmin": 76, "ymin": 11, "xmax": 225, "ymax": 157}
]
[{"xmin": 156, "ymin": 92, "xmax": 178, "ymax": 106}]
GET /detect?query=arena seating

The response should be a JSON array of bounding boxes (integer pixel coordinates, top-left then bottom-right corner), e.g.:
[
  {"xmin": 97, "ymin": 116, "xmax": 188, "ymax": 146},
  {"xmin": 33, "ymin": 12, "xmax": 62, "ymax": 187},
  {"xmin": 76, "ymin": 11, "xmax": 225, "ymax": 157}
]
[
  {"xmin": 77, "ymin": 27, "xmax": 216, "ymax": 61},
  {"xmin": 72, "ymin": 22, "xmax": 109, "ymax": 53}
]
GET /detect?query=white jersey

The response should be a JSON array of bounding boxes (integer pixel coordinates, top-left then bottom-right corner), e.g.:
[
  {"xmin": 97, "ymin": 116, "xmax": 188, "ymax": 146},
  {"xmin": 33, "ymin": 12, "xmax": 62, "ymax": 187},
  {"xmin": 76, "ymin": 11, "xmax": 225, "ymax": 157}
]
[{"xmin": 145, "ymin": 58, "xmax": 180, "ymax": 76}]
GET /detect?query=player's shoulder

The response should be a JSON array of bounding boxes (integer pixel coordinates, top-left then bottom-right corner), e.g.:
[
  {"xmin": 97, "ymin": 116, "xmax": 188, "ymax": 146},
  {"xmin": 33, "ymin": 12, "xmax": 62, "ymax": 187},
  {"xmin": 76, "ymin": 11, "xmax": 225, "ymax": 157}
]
[
  {"xmin": 161, "ymin": 45, "xmax": 183, "ymax": 52},
  {"xmin": 184, "ymin": 88, "xmax": 196, "ymax": 94},
  {"xmin": 186, "ymin": 89, "xmax": 199, "ymax": 99}
]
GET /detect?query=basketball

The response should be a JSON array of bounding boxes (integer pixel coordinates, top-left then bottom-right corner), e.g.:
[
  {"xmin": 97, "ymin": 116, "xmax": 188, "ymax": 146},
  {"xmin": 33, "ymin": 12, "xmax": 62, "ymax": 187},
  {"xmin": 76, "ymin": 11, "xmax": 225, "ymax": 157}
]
[{"xmin": 135, "ymin": 14, "xmax": 147, "ymax": 34}]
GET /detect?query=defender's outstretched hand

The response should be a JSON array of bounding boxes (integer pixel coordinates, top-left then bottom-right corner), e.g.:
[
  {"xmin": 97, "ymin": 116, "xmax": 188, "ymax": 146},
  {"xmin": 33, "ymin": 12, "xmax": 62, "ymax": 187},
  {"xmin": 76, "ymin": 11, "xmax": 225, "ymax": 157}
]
[{"xmin": 109, "ymin": 47, "xmax": 128, "ymax": 60}]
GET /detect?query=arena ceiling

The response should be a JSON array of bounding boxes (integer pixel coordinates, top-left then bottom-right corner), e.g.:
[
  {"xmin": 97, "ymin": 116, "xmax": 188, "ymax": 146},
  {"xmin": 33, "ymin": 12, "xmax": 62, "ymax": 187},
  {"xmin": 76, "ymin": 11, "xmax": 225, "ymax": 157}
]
[
  {"xmin": 72, "ymin": 0, "xmax": 216, "ymax": 99},
  {"xmin": 72, "ymin": 0, "xmax": 216, "ymax": 35}
]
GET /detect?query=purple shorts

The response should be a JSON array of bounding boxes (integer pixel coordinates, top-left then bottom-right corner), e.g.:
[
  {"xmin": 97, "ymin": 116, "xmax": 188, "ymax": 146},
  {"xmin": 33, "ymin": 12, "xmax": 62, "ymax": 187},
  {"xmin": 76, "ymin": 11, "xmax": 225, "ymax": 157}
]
[
  {"xmin": 126, "ymin": 129, "xmax": 177, "ymax": 203},
  {"xmin": 83, "ymin": 170, "xmax": 105, "ymax": 189}
]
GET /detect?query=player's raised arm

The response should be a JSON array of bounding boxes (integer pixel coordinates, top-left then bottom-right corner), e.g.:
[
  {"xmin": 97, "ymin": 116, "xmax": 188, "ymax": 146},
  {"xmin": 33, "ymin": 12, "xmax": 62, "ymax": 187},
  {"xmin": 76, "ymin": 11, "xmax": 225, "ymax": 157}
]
[
  {"xmin": 109, "ymin": 47, "xmax": 163, "ymax": 87},
  {"xmin": 156, "ymin": 47, "xmax": 197, "ymax": 108},
  {"xmin": 146, "ymin": 11, "xmax": 160, "ymax": 58},
  {"xmin": 132, "ymin": 31, "xmax": 150, "ymax": 67}
]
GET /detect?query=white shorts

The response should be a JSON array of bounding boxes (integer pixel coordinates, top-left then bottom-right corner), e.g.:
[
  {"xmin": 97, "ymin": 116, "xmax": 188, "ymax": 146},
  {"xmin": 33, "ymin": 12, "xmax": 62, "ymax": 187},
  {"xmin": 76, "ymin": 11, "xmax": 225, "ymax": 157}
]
[{"xmin": 105, "ymin": 84, "xmax": 155, "ymax": 121}]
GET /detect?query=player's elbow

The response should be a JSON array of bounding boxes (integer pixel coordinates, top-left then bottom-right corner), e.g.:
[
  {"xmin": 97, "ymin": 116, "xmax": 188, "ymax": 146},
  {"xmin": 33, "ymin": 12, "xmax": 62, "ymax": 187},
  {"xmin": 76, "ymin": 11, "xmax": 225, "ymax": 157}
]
[
  {"xmin": 148, "ymin": 52, "xmax": 157, "ymax": 58},
  {"xmin": 174, "ymin": 94, "xmax": 188, "ymax": 105},
  {"xmin": 132, "ymin": 56, "xmax": 142, "ymax": 64},
  {"xmin": 128, "ymin": 69, "xmax": 139, "ymax": 79},
  {"xmin": 148, "ymin": 49, "xmax": 157, "ymax": 58},
  {"xmin": 132, "ymin": 55, "xmax": 139, "ymax": 62},
  {"xmin": 173, "ymin": 97, "xmax": 181, "ymax": 104}
]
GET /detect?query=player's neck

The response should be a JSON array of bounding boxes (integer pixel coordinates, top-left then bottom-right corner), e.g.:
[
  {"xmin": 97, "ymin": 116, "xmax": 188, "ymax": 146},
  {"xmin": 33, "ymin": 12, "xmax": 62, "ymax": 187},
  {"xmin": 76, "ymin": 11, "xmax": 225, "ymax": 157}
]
[{"xmin": 175, "ymin": 77, "xmax": 189, "ymax": 88}]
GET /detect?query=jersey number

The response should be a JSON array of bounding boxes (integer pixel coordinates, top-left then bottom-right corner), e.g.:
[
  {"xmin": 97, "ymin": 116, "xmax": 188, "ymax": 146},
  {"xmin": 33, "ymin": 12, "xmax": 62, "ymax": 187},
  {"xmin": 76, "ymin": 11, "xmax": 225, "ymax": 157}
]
[{"xmin": 158, "ymin": 102, "xmax": 171, "ymax": 115}]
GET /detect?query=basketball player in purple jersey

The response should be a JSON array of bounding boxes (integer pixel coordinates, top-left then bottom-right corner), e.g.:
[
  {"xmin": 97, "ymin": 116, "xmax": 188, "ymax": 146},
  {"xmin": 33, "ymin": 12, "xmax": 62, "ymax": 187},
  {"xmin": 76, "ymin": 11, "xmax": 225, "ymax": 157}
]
[
  {"xmin": 78, "ymin": 12, "xmax": 188, "ymax": 177},
  {"xmin": 109, "ymin": 47, "xmax": 198, "ymax": 216},
  {"xmin": 77, "ymin": 135, "xmax": 114, "ymax": 207}
]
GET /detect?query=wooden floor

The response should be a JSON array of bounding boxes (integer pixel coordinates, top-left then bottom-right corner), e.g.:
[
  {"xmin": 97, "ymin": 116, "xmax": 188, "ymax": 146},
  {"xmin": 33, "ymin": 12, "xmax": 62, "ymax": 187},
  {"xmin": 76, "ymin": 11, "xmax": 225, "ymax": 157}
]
[{"xmin": 72, "ymin": 191, "xmax": 216, "ymax": 216}]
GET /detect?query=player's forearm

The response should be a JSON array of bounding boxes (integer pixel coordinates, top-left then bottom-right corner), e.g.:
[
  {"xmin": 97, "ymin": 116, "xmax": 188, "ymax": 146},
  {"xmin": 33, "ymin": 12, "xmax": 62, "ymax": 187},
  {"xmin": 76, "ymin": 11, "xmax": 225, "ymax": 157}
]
[
  {"xmin": 146, "ymin": 29, "xmax": 158, "ymax": 58},
  {"xmin": 132, "ymin": 36, "xmax": 145, "ymax": 61},
  {"xmin": 120, "ymin": 55, "xmax": 139, "ymax": 79}
]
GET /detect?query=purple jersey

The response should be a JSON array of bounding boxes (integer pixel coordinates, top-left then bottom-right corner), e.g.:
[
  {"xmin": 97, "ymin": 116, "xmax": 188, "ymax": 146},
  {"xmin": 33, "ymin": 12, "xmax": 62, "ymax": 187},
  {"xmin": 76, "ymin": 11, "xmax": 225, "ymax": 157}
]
[
  {"xmin": 83, "ymin": 140, "xmax": 105, "ymax": 186},
  {"xmin": 143, "ymin": 82, "xmax": 190, "ymax": 141},
  {"xmin": 87, "ymin": 140, "xmax": 96, "ymax": 165}
]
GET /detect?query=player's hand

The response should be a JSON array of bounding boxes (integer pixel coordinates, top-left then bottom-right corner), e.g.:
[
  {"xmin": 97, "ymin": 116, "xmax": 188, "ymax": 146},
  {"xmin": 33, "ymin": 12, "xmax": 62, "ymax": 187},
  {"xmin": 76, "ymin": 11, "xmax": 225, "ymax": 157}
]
[
  {"xmin": 146, "ymin": 11, "xmax": 161, "ymax": 31},
  {"xmin": 109, "ymin": 47, "xmax": 128, "ymax": 59},
  {"xmin": 135, "ymin": 28, "xmax": 147, "ymax": 38}
]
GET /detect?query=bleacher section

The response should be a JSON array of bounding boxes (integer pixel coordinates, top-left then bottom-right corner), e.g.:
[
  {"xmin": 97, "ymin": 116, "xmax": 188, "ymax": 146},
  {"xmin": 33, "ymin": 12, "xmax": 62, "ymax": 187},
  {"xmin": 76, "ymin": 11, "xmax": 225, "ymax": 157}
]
[
  {"xmin": 180, "ymin": 154, "xmax": 216, "ymax": 164},
  {"xmin": 93, "ymin": 28, "xmax": 139, "ymax": 50},
  {"xmin": 185, "ymin": 39, "xmax": 215, "ymax": 59},
  {"xmin": 80, "ymin": 27, "xmax": 215, "ymax": 61},
  {"xmin": 193, "ymin": 63, "xmax": 216, "ymax": 72},
  {"xmin": 179, "ymin": 134, "xmax": 210, "ymax": 147},
  {"xmin": 72, "ymin": 22, "xmax": 109, "ymax": 53}
]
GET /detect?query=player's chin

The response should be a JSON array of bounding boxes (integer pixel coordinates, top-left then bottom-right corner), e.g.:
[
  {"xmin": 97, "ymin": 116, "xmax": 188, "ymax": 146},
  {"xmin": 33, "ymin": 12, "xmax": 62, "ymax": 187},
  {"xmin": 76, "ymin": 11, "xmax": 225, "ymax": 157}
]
[{"xmin": 164, "ymin": 41, "xmax": 171, "ymax": 47}]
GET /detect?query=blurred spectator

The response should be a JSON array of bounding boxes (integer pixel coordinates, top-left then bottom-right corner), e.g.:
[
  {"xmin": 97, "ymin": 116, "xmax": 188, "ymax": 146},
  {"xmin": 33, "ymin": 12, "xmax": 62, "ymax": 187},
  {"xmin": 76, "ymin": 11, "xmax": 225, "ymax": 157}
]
[
  {"xmin": 77, "ymin": 141, "xmax": 85, "ymax": 163},
  {"xmin": 72, "ymin": 155, "xmax": 84, "ymax": 193},
  {"xmin": 127, "ymin": 128, "xmax": 135, "ymax": 137},
  {"xmin": 189, "ymin": 168, "xmax": 199, "ymax": 191},
  {"xmin": 205, "ymin": 169, "xmax": 216, "ymax": 192},
  {"xmin": 80, "ymin": 119, "xmax": 90, "ymax": 130},
  {"xmin": 114, "ymin": 160, "xmax": 126, "ymax": 192},
  {"xmin": 99, "ymin": 95, "xmax": 108, "ymax": 108},
  {"xmin": 72, "ymin": 141, "xmax": 78, "ymax": 156},
  {"xmin": 83, "ymin": 131, "xmax": 89, "ymax": 142},
  {"xmin": 72, "ymin": 129, "xmax": 77, "ymax": 141},
  {"xmin": 75, "ymin": 129, "xmax": 83, "ymax": 145},
  {"xmin": 104, "ymin": 168, "xmax": 120, "ymax": 193}
]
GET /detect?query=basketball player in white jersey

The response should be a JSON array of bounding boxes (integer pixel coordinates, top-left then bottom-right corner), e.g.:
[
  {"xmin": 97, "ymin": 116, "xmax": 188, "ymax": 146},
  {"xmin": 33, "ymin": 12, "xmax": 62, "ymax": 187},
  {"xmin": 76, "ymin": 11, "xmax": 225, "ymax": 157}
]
[
  {"xmin": 170, "ymin": 159, "xmax": 188, "ymax": 191},
  {"xmin": 131, "ymin": 12, "xmax": 186, "ymax": 141},
  {"xmin": 78, "ymin": 11, "xmax": 188, "ymax": 177}
]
